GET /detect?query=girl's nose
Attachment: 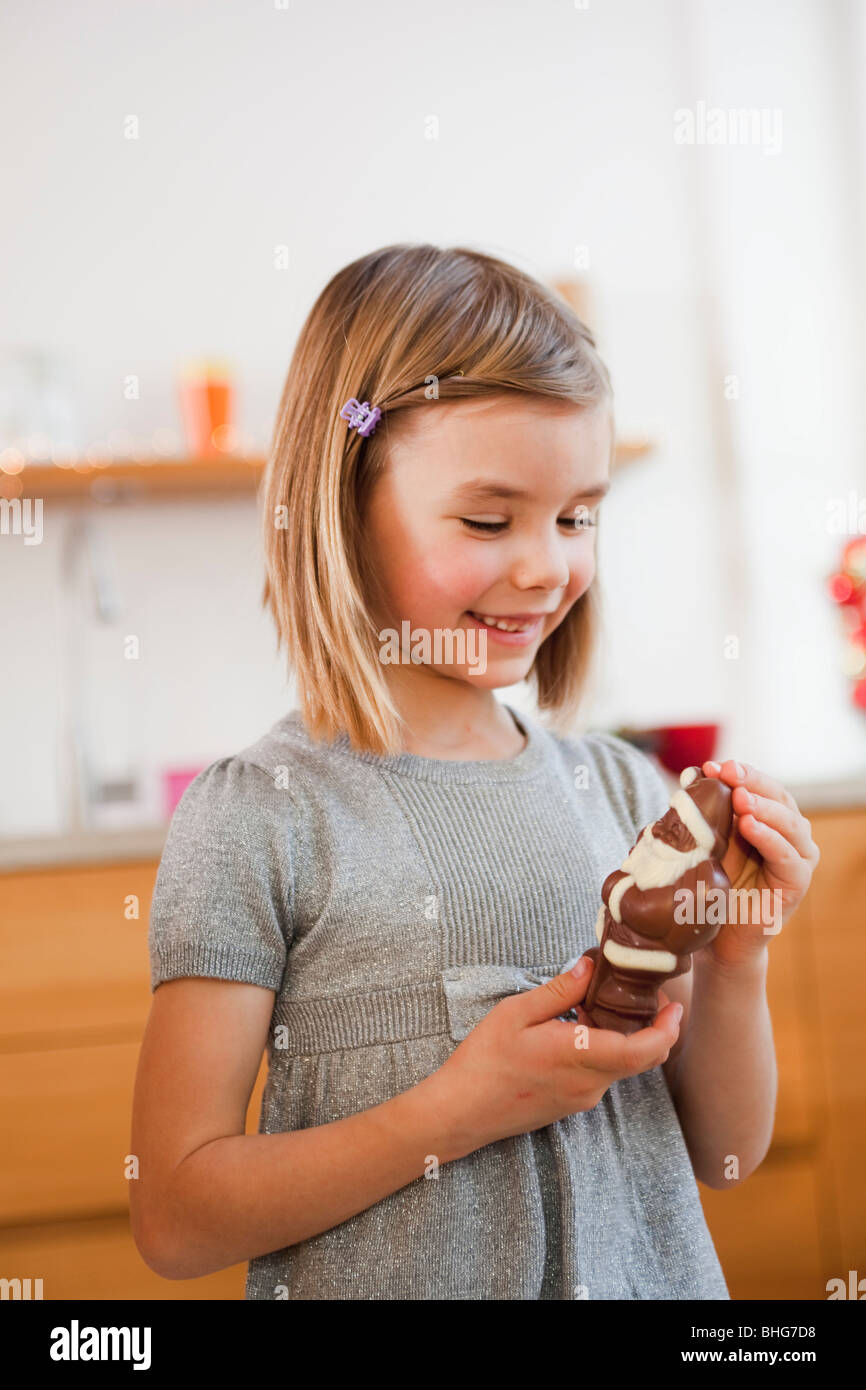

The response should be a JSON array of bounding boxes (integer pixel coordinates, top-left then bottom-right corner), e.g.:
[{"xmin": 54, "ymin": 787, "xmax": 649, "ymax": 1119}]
[{"xmin": 508, "ymin": 537, "xmax": 572, "ymax": 593}]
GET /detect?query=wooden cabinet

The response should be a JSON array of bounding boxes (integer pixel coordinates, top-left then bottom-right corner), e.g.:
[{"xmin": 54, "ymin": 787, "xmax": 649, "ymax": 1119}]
[
  {"xmin": 1, "ymin": 807, "xmax": 864, "ymax": 1300},
  {"xmin": 698, "ymin": 805, "xmax": 866, "ymax": 1299},
  {"xmin": 0, "ymin": 860, "xmax": 267, "ymax": 1299}
]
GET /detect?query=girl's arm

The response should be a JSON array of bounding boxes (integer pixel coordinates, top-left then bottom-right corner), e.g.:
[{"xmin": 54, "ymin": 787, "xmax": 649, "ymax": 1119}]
[
  {"xmin": 129, "ymin": 978, "xmax": 472, "ymax": 1281},
  {"xmin": 660, "ymin": 948, "xmax": 777, "ymax": 1188}
]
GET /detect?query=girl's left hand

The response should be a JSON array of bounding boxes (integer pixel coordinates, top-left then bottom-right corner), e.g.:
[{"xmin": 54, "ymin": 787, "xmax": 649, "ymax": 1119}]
[{"xmin": 699, "ymin": 759, "xmax": 821, "ymax": 968}]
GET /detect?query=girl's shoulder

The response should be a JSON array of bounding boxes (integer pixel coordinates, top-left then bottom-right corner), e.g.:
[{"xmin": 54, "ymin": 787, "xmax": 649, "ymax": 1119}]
[
  {"xmin": 149, "ymin": 749, "xmax": 298, "ymax": 996},
  {"xmin": 538, "ymin": 722, "xmax": 672, "ymax": 841},
  {"xmin": 169, "ymin": 748, "xmax": 298, "ymax": 839},
  {"xmin": 155, "ymin": 713, "xmax": 321, "ymax": 922},
  {"xmin": 167, "ymin": 709, "xmax": 328, "ymax": 835},
  {"xmin": 232, "ymin": 707, "xmax": 346, "ymax": 802}
]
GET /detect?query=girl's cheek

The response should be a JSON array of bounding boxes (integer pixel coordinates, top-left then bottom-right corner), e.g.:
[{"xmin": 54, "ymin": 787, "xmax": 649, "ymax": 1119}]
[
  {"xmin": 414, "ymin": 546, "xmax": 495, "ymax": 606},
  {"xmin": 569, "ymin": 552, "xmax": 596, "ymax": 596},
  {"xmin": 400, "ymin": 536, "xmax": 595, "ymax": 611}
]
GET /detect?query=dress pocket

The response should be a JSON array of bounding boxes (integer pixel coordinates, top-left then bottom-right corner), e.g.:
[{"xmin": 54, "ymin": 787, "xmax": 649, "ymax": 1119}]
[{"xmin": 440, "ymin": 957, "xmax": 584, "ymax": 1042}]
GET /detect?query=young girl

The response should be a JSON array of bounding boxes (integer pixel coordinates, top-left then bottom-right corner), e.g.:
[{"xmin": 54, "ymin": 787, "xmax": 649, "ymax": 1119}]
[{"xmin": 130, "ymin": 243, "xmax": 818, "ymax": 1300}]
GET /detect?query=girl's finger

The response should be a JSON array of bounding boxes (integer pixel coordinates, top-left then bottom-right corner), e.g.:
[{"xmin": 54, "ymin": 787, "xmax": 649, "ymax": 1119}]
[
  {"xmin": 569, "ymin": 1005, "xmax": 681, "ymax": 1077},
  {"xmin": 518, "ymin": 962, "xmax": 594, "ymax": 1027},
  {"xmin": 736, "ymin": 812, "xmax": 811, "ymax": 885},
  {"xmin": 704, "ymin": 759, "xmax": 799, "ymax": 815},
  {"xmin": 734, "ymin": 788, "xmax": 816, "ymax": 860}
]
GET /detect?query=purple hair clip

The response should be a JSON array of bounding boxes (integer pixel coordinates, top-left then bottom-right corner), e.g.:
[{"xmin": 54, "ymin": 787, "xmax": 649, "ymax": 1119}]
[{"xmin": 340, "ymin": 397, "xmax": 382, "ymax": 437}]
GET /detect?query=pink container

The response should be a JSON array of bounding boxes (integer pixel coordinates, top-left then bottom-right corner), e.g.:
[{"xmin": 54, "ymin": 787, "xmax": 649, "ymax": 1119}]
[{"xmin": 162, "ymin": 766, "xmax": 207, "ymax": 820}]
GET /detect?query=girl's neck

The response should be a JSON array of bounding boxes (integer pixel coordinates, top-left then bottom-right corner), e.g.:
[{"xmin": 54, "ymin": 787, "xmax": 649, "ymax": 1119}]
[
  {"xmin": 398, "ymin": 711, "xmax": 526, "ymax": 762},
  {"xmin": 386, "ymin": 680, "xmax": 527, "ymax": 761}
]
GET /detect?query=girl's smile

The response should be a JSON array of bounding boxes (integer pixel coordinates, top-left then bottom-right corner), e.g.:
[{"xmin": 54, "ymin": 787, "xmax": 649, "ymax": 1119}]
[{"xmin": 463, "ymin": 610, "xmax": 547, "ymax": 644}]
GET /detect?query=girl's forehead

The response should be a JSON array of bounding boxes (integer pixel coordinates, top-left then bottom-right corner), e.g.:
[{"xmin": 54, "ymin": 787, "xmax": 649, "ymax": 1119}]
[
  {"xmin": 396, "ymin": 394, "xmax": 608, "ymax": 445},
  {"xmin": 382, "ymin": 404, "xmax": 611, "ymax": 501}
]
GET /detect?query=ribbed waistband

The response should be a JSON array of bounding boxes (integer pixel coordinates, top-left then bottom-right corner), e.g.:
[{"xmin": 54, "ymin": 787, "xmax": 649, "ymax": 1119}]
[
  {"xmin": 271, "ymin": 980, "xmax": 450, "ymax": 1055},
  {"xmin": 269, "ymin": 959, "xmax": 579, "ymax": 1056}
]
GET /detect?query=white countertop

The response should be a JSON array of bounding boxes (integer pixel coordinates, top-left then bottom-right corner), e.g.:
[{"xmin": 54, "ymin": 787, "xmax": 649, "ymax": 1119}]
[
  {"xmin": 785, "ymin": 777, "xmax": 866, "ymax": 812},
  {"xmin": 0, "ymin": 824, "xmax": 169, "ymax": 872}
]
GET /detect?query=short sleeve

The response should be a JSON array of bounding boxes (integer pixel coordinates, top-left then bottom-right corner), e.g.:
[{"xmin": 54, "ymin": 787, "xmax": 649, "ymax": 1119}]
[
  {"xmin": 583, "ymin": 731, "xmax": 673, "ymax": 843},
  {"xmin": 148, "ymin": 756, "xmax": 293, "ymax": 994}
]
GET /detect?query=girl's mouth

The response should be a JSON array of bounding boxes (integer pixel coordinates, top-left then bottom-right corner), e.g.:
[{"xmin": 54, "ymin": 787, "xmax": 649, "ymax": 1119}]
[{"xmin": 464, "ymin": 611, "xmax": 544, "ymax": 645}]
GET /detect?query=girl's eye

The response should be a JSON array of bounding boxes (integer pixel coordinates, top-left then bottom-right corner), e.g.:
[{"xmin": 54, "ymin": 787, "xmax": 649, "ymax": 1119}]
[{"xmin": 459, "ymin": 516, "xmax": 598, "ymax": 534}]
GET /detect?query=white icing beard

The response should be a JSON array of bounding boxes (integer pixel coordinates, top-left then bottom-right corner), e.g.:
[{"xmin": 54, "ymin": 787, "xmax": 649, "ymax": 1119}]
[
  {"xmin": 594, "ymin": 804, "xmax": 718, "ymax": 974},
  {"xmin": 607, "ymin": 823, "xmax": 709, "ymax": 924}
]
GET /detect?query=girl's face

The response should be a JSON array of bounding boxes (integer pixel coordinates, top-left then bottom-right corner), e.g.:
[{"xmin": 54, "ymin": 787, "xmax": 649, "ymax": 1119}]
[{"xmin": 363, "ymin": 394, "xmax": 611, "ymax": 691}]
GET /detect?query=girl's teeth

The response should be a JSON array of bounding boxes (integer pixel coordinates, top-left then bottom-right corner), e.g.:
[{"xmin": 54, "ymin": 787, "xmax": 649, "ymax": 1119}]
[{"xmin": 473, "ymin": 612, "xmax": 534, "ymax": 633}]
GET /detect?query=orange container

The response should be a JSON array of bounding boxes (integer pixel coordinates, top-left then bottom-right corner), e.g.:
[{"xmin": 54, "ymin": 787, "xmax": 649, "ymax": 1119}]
[{"xmin": 178, "ymin": 359, "xmax": 235, "ymax": 456}]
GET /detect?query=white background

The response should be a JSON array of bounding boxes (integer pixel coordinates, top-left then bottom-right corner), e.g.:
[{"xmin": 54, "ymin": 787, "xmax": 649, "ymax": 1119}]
[{"xmin": 2, "ymin": 0, "xmax": 865, "ymax": 834}]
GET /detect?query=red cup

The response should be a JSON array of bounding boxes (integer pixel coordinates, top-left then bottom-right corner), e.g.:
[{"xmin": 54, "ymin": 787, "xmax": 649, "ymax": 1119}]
[{"xmin": 646, "ymin": 724, "xmax": 720, "ymax": 776}]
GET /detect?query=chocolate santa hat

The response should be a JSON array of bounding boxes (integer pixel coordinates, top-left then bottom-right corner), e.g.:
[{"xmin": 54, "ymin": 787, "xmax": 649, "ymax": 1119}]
[{"xmin": 670, "ymin": 765, "xmax": 734, "ymax": 860}]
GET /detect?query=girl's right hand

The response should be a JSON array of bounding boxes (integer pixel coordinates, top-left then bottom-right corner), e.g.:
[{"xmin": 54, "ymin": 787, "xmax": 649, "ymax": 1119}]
[{"xmin": 431, "ymin": 955, "xmax": 682, "ymax": 1153}]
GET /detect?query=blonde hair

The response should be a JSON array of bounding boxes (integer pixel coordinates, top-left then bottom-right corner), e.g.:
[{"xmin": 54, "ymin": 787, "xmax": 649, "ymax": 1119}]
[{"xmin": 261, "ymin": 243, "xmax": 613, "ymax": 755}]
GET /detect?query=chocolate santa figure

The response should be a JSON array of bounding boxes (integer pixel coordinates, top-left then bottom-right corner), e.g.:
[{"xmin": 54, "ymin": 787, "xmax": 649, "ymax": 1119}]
[{"xmin": 580, "ymin": 765, "xmax": 734, "ymax": 1035}]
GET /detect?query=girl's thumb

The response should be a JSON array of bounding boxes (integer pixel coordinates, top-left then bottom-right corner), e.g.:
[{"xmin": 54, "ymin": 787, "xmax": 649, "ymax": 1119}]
[{"xmin": 517, "ymin": 956, "xmax": 594, "ymax": 1026}]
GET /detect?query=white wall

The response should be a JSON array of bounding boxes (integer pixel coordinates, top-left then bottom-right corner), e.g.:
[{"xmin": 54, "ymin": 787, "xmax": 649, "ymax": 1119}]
[
  {"xmin": 668, "ymin": 0, "xmax": 866, "ymax": 781},
  {"xmin": 1, "ymin": 0, "xmax": 865, "ymax": 835}
]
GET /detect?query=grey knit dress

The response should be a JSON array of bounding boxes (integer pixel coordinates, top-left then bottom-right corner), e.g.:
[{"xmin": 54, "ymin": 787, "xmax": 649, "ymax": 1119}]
[{"xmin": 148, "ymin": 703, "xmax": 730, "ymax": 1301}]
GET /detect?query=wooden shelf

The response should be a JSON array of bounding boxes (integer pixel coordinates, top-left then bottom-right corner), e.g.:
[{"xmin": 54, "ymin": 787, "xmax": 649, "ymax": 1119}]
[
  {"xmin": 0, "ymin": 455, "xmax": 265, "ymax": 501},
  {"xmin": 0, "ymin": 439, "xmax": 657, "ymax": 501}
]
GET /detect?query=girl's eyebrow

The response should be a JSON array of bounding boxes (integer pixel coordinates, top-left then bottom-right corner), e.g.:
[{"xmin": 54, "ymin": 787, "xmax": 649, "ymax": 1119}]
[{"xmin": 448, "ymin": 478, "xmax": 611, "ymax": 502}]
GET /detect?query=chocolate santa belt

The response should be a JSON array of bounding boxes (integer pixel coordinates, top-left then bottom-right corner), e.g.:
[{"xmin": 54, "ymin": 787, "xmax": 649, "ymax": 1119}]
[{"xmin": 594, "ymin": 906, "xmax": 678, "ymax": 973}]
